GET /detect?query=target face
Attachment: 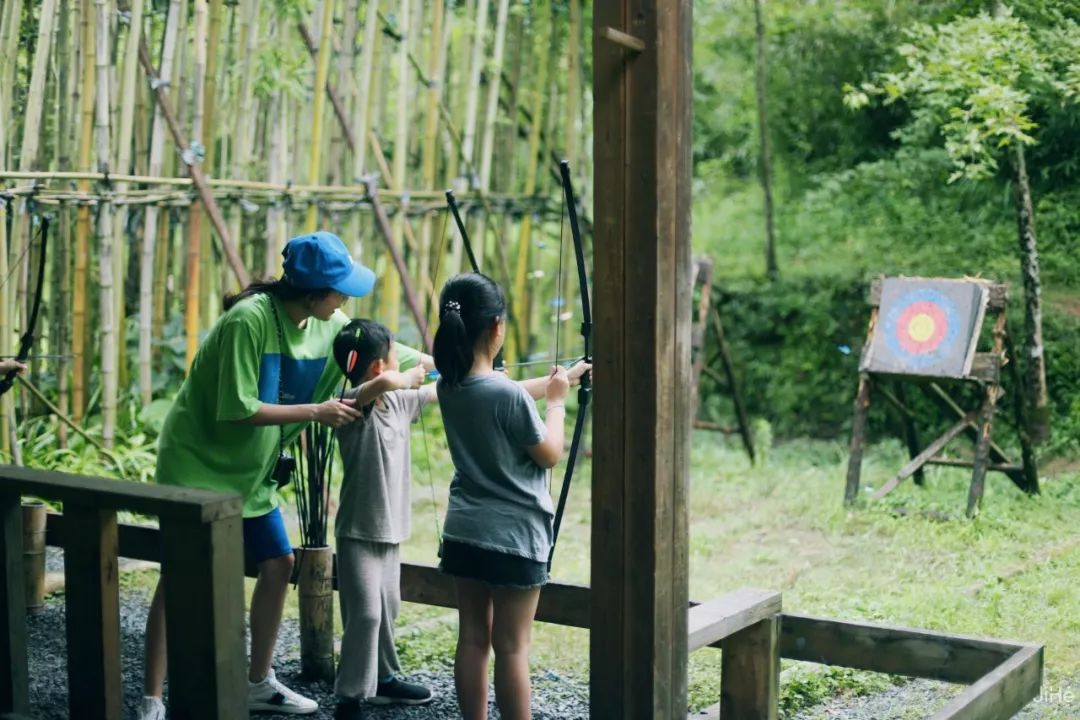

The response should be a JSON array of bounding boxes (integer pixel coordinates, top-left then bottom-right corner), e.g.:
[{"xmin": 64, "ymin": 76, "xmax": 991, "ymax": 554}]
[{"xmin": 863, "ymin": 279, "xmax": 988, "ymax": 378}]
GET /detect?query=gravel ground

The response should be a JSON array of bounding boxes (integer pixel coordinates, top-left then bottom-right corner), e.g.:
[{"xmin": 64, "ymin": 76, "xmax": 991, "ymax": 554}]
[{"xmin": 26, "ymin": 584, "xmax": 589, "ymax": 719}]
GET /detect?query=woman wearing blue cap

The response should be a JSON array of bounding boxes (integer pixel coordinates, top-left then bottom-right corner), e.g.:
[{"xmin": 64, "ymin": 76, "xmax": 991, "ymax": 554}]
[{"xmin": 139, "ymin": 232, "xmax": 426, "ymax": 719}]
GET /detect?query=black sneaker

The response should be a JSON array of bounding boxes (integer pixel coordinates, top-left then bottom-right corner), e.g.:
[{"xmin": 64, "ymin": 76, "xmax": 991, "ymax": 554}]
[
  {"xmin": 370, "ymin": 677, "xmax": 434, "ymax": 705},
  {"xmin": 334, "ymin": 699, "xmax": 366, "ymax": 720}
]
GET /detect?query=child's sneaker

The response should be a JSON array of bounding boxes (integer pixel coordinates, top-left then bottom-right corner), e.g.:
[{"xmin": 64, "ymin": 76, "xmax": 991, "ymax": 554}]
[
  {"xmin": 248, "ymin": 669, "xmax": 318, "ymax": 714},
  {"xmin": 370, "ymin": 676, "xmax": 434, "ymax": 705},
  {"xmin": 333, "ymin": 698, "xmax": 367, "ymax": 719},
  {"xmin": 137, "ymin": 696, "xmax": 166, "ymax": 720}
]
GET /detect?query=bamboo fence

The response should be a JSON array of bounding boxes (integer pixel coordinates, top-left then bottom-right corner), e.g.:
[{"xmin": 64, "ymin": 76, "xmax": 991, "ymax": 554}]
[{"xmin": 0, "ymin": 0, "xmax": 590, "ymax": 454}]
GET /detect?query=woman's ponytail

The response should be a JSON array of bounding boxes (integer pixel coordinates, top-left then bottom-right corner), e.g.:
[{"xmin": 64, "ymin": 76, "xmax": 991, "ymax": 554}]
[{"xmin": 432, "ymin": 273, "xmax": 506, "ymax": 387}]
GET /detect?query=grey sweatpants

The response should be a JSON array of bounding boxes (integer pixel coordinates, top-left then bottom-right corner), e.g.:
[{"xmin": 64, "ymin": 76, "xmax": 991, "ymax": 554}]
[{"xmin": 335, "ymin": 538, "xmax": 403, "ymax": 700}]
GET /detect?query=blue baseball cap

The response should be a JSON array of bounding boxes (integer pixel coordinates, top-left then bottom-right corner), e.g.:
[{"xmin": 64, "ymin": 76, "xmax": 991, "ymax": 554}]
[{"xmin": 282, "ymin": 231, "xmax": 376, "ymax": 297}]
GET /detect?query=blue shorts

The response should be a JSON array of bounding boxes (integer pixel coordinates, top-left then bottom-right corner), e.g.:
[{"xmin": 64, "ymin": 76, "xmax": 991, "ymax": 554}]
[{"xmin": 242, "ymin": 507, "xmax": 294, "ymax": 565}]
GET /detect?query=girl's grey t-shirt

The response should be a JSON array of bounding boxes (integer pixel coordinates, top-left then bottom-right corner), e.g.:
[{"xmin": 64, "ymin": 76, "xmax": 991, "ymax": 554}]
[{"xmin": 438, "ymin": 372, "xmax": 553, "ymax": 561}]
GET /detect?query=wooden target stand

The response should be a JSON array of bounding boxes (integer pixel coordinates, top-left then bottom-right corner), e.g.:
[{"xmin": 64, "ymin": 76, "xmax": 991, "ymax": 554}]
[
  {"xmin": 690, "ymin": 257, "xmax": 756, "ymax": 462},
  {"xmin": 844, "ymin": 277, "xmax": 1039, "ymax": 518}
]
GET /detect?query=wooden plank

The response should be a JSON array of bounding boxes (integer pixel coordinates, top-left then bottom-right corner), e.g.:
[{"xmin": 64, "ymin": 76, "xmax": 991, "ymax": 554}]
[
  {"xmin": 969, "ymin": 353, "xmax": 1000, "ymax": 383},
  {"xmin": 0, "ymin": 465, "xmax": 241, "ymax": 522},
  {"xmin": 873, "ymin": 412, "xmax": 975, "ymax": 499},
  {"xmin": 690, "ymin": 257, "xmax": 714, "ymax": 421},
  {"xmin": 400, "ymin": 562, "xmax": 592, "ymax": 628},
  {"xmin": 931, "ymin": 645, "xmax": 1042, "ymax": 720},
  {"xmin": 688, "ymin": 588, "xmax": 781, "ymax": 652},
  {"xmin": 710, "ymin": 309, "xmax": 756, "ymax": 463},
  {"xmin": 922, "ymin": 383, "xmax": 1022, "ymax": 482},
  {"xmin": 779, "ymin": 614, "xmax": 1020, "ymax": 684},
  {"xmin": 162, "ymin": 517, "xmax": 246, "ymax": 720},
  {"xmin": 869, "ymin": 279, "xmax": 1006, "ymax": 312},
  {"xmin": 62, "ymin": 506, "xmax": 121, "ymax": 720},
  {"xmin": 720, "ymin": 617, "xmax": 780, "ymax": 720},
  {"xmin": 0, "ymin": 492, "xmax": 28, "ymax": 715}
]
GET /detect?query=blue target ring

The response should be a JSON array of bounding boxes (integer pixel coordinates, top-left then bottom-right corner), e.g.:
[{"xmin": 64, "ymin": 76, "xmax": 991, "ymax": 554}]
[{"xmin": 882, "ymin": 288, "xmax": 960, "ymax": 370}]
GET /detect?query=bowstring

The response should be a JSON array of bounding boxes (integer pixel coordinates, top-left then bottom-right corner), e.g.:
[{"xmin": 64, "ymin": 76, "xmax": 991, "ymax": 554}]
[
  {"xmin": 417, "ymin": 209, "xmax": 451, "ymax": 547},
  {"xmin": 548, "ymin": 180, "xmax": 568, "ymax": 493}
]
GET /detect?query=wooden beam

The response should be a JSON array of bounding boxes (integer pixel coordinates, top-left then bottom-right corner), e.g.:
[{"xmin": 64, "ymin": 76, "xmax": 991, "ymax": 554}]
[
  {"xmin": 931, "ymin": 645, "xmax": 1042, "ymax": 720},
  {"xmin": 0, "ymin": 493, "xmax": 28, "ymax": 715},
  {"xmin": 0, "ymin": 465, "xmax": 241, "ymax": 523},
  {"xmin": 62, "ymin": 506, "xmax": 121, "ymax": 720},
  {"xmin": 162, "ymin": 517, "xmax": 246, "ymax": 720},
  {"xmin": 592, "ymin": 0, "xmax": 693, "ymax": 717},
  {"xmin": 720, "ymin": 617, "xmax": 780, "ymax": 720},
  {"xmin": 872, "ymin": 412, "xmax": 976, "ymax": 499},
  {"xmin": 779, "ymin": 614, "xmax": 1021, "ymax": 684},
  {"xmin": 688, "ymin": 588, "xmax": 781, "ymax": 652},
  {"xmin": 869, "ymin": 278, "xmax": 1007, "ymax": 312}
]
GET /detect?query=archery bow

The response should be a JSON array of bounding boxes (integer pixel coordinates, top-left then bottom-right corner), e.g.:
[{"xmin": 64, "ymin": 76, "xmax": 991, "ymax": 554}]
[
  {"xmin": 0, "ymin": 217, "xmax": 49, "ymax": 397},
  {"xmin": 445, "ymin": 190, "xmax": 506, "ymax": 371},
  {"xmin": 548, "ymin": 161, "xmax": 591, "ymax": 569}
]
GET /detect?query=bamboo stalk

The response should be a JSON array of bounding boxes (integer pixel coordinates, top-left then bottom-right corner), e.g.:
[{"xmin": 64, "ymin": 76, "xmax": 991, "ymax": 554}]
[
  {"xmin": 94, "ymin": 0, "xmax": 117, "ymax": 448},
  {"xmin": 227, "ymin": 0, "xmax": 258, "ymax": 281},
  {"xmin": 0, "ymin": 0, "xmax": 26, "ymax": 168},
  {"xmin": 471, "ymin": 0, "xmax": 510, "ymax": 274},
  {"xmin": 113, "ymin": 0, "xmax": 145, "ymax": 396},
  {"xmin": 418, "ymin": 0, "xmax": 446, "ymax": 318},
  {"xmin": 304, "ymin": 0, "xmax": 337, "ymax": 232},
  {"xmin": 379, "ymin": 0, "xmax": 410, "ymax": 331},
  {"xmin": 138, "ymin": 0, "xmax": 181, "ymax": 407},
  {"xmin": 353, "ymin": 0, "xmax": 380, "ymax": 178},
  {"xmin": 55, "ymin": 0, "xmax": 75, "ymax": 448},
  {"xmin": 512, "ymin": 0, "xmax": 551, "ymax": 361},
  {"xmin": 72, "ymin": 0, "xmax": 97, "ymax": 422},
  {"xmin": 185, "ymin": 0, "xmax": 209, "ymax": 369},
  {"xmin": 461, "ymin": 0, "xmax": 489, "ymax": 179}
]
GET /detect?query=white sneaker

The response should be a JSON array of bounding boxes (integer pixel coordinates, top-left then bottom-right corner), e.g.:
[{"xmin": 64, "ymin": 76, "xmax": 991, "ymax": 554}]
[
  {"xmin": 248, "ymin": 668, "xmax": 318, "ymax": 714},
  {"xmin": 138, "ymin": 696, "xmax": 166, "ymax": 720}
]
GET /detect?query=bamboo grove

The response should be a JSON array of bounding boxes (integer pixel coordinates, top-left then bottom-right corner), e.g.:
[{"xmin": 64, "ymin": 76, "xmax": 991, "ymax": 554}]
[{"xmin": 0, "ymin": 0, "xmax": 591, "ymax": 456}]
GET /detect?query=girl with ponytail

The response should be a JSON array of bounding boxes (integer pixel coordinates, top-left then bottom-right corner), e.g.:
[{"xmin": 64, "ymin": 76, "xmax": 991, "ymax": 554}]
[{"xmin": 432, "ymin": 272, "xmax": 590, "ymax": 720}]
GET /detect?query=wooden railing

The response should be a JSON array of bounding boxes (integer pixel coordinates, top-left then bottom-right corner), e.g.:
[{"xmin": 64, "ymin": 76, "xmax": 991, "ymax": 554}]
[
  {"xmin": 0, "ymin": 466, "xmax": 245, "ymax": 720},
  {"xmin": 13, "ymin": 466, "xmax": 1043, "ymax": 720}
]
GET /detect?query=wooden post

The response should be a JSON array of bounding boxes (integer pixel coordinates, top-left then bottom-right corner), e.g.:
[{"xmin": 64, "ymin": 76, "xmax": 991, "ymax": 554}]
[
  {"xmin": 162, "ymin": 516, "xmax": 246, "ymax": 720},
  {"xmin": 844, "ymin": 373, "xmax": 872, "ymax": 504},
  {"xmin": 63, "ymin": 505, "xmax": 121, "ymax": 720},
  {"xmin": 0, "ymin": 491, "xmax": 29, "ymax": 715},
  {"xmin": 591, "ymin": 1, "xmax": 692, "ymax": 718},
  {"xmin": 968, "ymin": 311, "xmax": 1007, "ymax": 517},
  {"xmin": 720, "ymin": 616, "xmax": 780, "ymax": 719}
]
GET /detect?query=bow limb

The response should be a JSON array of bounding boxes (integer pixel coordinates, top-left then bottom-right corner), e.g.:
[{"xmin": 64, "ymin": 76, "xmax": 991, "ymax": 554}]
[
  {"xmin": 0, "ymin": 217, "xmax": 49, "ymax": 397},
  {"xmin": 548, "ymin": 161, "xmax": 592, "ymax": 569}
]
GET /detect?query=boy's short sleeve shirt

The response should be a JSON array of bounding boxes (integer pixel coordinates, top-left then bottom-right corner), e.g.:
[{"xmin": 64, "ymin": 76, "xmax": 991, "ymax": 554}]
[{"xmin": 335, "ymin": 389, "xmax": 429, "ymax": 543}]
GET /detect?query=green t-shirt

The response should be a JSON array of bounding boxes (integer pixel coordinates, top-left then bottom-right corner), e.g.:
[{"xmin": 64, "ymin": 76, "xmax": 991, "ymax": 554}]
[{"xmin": 155, "ymin": 293, "xmax": 419, "ymax": 517}]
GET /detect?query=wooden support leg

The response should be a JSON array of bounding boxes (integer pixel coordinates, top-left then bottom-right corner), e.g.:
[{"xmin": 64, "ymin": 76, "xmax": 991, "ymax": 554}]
[
  {"xmin": 0, "ymin": 492, "xmax": 29, "ymax": 715},
  {"xmin": 63, "ymin": 506, "xmax": 122, "ymax": 720},
  {"xmin": 967, "ymin": 386, "xmax": 999, "ymax": 518},
  {"xmin": 720, "ymin": 616, "xmax": 779, "ymax": 720},
  {"xmin": 1004, "ymin": 329, "xmax": 1040, "ymax": 494},
  {"xmin": 162, "ymin": 516, "xmax": 246, "ymax": 720},
  {"xmin": 712, "ymin": 309, "xmax": 756, "ymax": 464},
  {"xmin": 844, "ymin": 373, "xmax": 872, "ymax": 505},
  {"xmin": 894, "ymin": 384, "xmax": 925, "ymax": 486}
]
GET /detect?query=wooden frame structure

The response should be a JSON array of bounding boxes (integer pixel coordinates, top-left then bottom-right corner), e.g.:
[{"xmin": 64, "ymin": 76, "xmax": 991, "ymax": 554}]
[
  {"xmin": 845, "ymin": 277, "xmax": 1039, "ymax": 517},
  {"xmin": 1, "ymin": 466, "xmax": 246, "ymax": 720},
  {"xmin": 690, "ymin": 256, "xmax": 756, "ymax": 462}
]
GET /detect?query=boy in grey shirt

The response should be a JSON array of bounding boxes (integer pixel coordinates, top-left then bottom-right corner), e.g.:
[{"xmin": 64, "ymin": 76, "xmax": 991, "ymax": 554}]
[{"xmin": 331, "ymin": 319, "xmax": 436, "ymax": 720}]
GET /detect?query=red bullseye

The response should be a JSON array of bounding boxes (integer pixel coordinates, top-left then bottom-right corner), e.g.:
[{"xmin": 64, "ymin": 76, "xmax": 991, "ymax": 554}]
[{"xmin": 895, "ymin": 301, "xmax": 947, "ymax": 355}]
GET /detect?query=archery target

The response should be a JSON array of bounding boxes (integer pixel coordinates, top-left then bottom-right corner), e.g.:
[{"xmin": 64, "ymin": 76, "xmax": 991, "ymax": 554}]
[{"xmin": 862, "ymin": 278, "xmax": 988, "ymax": 378}]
